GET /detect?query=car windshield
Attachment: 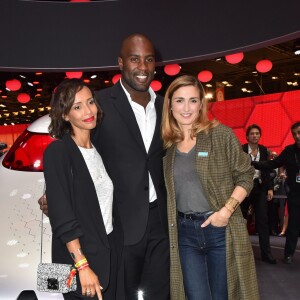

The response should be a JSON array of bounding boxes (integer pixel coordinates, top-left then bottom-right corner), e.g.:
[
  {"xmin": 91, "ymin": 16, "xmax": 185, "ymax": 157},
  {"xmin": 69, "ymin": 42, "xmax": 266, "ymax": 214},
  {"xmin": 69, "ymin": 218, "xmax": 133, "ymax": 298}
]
[{"xmin": 2, "ymin": 130, "xmax": 54, "ymax": 172}]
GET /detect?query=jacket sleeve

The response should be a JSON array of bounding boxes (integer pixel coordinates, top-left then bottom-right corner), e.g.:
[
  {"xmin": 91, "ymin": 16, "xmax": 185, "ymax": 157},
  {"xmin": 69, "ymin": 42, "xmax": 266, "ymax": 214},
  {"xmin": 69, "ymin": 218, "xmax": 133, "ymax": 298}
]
[
  {"xmin": 252, "ymin": 147, "xmax": 287, "ymax": 171},
  {"xmin": 224, "ymin": 128, "xmax": 255, "ymax": 195},
  {"xmin": 43, "ymin": 141, "xmax": 84, "ymax": 244}
]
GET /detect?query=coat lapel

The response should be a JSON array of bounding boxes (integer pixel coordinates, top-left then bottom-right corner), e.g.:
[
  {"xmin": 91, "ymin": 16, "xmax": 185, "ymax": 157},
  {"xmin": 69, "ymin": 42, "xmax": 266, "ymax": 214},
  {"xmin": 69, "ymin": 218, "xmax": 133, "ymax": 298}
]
[
  {"xmin": 62, "ymin": 135, "xmax": 109, "ymax": 248},
  {"xmin": 110, "ymin": 83, "xmax": 146, "ymax": 152},
  {"xmin": 148, "ymin": 97, "xmax": 162, "ymax": 155},
  {"xmin": 163, "ymin": 145, "xmax": 177, "ymax": 208}
]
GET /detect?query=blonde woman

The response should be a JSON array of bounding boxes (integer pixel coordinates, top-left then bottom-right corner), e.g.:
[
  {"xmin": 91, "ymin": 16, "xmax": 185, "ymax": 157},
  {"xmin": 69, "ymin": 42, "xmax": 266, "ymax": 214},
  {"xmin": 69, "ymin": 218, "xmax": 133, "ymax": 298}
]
[{"xmin": 161, "ymin": 75, "xmax": 259, "ymax": 300}]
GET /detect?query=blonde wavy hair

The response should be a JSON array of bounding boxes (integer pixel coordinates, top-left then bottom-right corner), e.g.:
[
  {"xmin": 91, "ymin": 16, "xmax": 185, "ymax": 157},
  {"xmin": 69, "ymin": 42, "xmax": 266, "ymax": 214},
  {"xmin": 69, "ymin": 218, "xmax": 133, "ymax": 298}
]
[{"xmin": 161, "ymin": 75, "xmax": 219, "ymax": 148}]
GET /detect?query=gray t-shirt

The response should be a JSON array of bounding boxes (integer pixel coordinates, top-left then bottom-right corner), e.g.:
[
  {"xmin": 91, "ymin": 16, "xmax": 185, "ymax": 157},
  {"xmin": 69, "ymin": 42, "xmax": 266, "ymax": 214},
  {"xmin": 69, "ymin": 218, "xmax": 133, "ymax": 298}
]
[{"xmin": 174, "ymin": 146, "xmax": 211, "ymax": 214}]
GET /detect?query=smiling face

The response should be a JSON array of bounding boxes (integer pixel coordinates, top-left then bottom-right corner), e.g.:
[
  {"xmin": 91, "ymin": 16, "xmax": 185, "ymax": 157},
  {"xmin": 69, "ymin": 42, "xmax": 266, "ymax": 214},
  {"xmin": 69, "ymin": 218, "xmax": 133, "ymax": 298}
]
[
  {"xmin": 64, "ymin": 86, "xmax": 98, "ymax": 135},
  {"xmin": 118, "ymin": 34, "xmax": 155, "ymax": 94},
  {"xmin": 171, "ymin": 85, "xmax": 202, "ymax": 131}
]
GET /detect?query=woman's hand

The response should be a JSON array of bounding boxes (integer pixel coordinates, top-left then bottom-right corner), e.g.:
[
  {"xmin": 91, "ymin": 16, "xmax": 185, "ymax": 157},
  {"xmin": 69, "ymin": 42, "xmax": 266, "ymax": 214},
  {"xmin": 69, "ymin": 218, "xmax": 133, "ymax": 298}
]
[
  {"xmin": 78, "ymin": 266, "xmax": 103, "ymax": 299},
  {"xmin": 201, "ymin": 207, "xmax": 231, "ymax": 228}
]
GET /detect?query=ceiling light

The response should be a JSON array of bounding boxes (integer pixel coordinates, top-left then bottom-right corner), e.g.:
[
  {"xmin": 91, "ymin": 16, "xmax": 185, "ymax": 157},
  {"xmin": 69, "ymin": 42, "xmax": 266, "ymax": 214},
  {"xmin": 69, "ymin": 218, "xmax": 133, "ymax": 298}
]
[
  {"xmin": 292, "ymin": 82, "xmax": 298, "ymax": 86},
  {"xmin": 90, "ymin": 74, "xmax": 97, "ymax": 79},
  {"xmin": 294, "ymin": 73, "xmax": 300, "ymax": 76},
  {"xmin": 222, "ymin": 81, "xmax": 228, "ymax": 85},
  {"xmin": 19, "ymin": 75, "xmax": 26, "ymax": 78},
  {"xmin": 272, "ymin": 76, "xmax": 278, "ymax": 80},
  {"xmin": 293, "ymin": 39, "xmax": 300, "ymax": 55},
  {"xmin": 205, "ymin": 84, "xmax": 212, "ymax": 87},
  {"xmin": 0, "ymin": 104, "xmax": 6, "ymax": 107},
  {"xmin": 245, "ymin": 81, "xmax": 252, "ymax": 84},
  {"xmin": 252, "ymin": 71, "xmax": 257, "ymax": 74},
  {"xmin": 27, "ymin": 82, "xmax": 34, "ymax": 86},
  {"xmin": 21, "ymin": 106, "xmax": 27, "ymax": 108},
  {"xmin": 35, "ymin": 72, "xmax": 43, "ymax": 75},
  {"xmin": 287, "ymin": 81, "xmax": 293, "ymax": 85},
  {"xmin": 205, "ymin": 93, "xmax": 213, "ymax": 99},
  {"xmin": 215, "ymin": 58, "xmax": 222, "ymax": 61},
  {"xmin": 241, "ymin": 88, "xmax": 247, "ymax": 92},
  {"xmin": 226, "ymin": 83, "xmax": 233, "ymax": 87}
]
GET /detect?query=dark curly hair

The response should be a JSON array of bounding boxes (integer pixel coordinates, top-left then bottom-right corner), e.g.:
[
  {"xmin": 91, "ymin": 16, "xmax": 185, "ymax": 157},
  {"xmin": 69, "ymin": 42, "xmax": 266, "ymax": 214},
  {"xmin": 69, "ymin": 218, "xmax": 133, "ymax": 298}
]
[{"xmin": 48, "ymin": 79, "xmax": 102, "ymax": 138}]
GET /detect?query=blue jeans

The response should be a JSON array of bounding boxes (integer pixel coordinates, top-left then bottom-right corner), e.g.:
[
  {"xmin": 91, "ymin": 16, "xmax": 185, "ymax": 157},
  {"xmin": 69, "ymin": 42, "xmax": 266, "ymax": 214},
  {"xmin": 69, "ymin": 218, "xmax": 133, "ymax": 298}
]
[{"xmin": 178, "ymin": 213, "xmax": 228, "ymax": 300}]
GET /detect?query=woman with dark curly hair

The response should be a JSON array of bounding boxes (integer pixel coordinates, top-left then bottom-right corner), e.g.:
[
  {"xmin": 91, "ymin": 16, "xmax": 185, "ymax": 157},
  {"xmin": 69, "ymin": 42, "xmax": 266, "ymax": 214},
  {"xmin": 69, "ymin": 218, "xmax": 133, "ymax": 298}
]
[{"xmin": 43, "ymin": 79, "xmax": 123, "ymax": 300}]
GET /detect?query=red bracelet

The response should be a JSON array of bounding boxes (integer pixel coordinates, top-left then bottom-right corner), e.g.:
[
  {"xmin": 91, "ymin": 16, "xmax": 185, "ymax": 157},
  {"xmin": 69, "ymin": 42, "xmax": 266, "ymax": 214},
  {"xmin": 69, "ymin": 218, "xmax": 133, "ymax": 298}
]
[{"xmin": 77, "ymin": 263, "xmax": 89, "ymax": 271}]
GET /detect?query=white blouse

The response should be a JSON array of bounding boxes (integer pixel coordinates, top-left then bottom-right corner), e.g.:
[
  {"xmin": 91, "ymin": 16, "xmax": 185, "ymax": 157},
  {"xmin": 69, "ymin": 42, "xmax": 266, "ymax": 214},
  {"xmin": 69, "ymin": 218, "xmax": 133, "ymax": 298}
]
[{"xmin": 78, "ymin": 145, "xmax": 113, "ymax": 235}]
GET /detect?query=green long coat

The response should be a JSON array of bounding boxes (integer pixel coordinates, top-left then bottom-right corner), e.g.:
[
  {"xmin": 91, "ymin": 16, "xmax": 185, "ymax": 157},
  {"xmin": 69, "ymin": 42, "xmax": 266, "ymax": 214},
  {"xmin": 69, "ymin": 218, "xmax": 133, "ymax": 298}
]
[{"xmin": 163, "ymin": 124, "xmax": 259, "ymax": 300}]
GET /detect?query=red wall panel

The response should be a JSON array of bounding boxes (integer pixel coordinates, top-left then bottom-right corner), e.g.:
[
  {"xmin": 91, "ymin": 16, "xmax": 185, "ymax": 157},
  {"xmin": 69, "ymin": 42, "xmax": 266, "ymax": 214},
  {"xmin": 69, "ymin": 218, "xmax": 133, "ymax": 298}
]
[{"xmin": 209, "ymin": 90, "xmax": 300, "ymax": 154}]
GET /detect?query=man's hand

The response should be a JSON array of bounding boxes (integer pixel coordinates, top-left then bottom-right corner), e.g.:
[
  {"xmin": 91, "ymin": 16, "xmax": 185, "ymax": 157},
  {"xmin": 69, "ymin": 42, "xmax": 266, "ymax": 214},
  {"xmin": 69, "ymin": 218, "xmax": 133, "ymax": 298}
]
[{"xmin": 38, "ymin": 194, "xmax": 48, "ymax": 216}]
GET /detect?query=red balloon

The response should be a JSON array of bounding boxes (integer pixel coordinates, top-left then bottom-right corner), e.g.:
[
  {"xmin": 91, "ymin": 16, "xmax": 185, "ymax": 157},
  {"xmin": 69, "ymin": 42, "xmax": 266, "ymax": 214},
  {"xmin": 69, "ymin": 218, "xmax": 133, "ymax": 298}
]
[
  {"xmin": 197, "ymin": 70, "xmax": 213, "ymax": 83},
  {"xmin": 225, "ymin": 52, "xmax": 244, "ymax": 64},
  {"xmin": 17, "ymin": 93, "xmax": 30, "ymax": 103},
  {"xmin": 150, "ymin": 80, "xmax": 162, "ymax": 92},
  {"xmin": 6, "ymin": 79, "xmax": 21, "ymax": 91},
  {"xmin": 164, "ymin": 64, "xmax": 181, "ymax": 76},
  {"xmin": 112, "ymin": 74, "xmax": 121, "ymax": 84},
  {"xmin": 65, "ymin": 71, "xmax": 83, "ymax": 79},
  {"xmin": 256, "ymin": 59, "xmax": 273, "ymax": 73}
]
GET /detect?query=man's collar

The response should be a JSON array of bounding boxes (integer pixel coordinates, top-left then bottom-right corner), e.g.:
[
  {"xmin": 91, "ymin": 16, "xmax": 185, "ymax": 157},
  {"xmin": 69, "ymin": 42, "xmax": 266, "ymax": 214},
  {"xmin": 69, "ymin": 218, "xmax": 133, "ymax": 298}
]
[{"xmin": 119, "ymin": 79, "xmax": 156, "ymax": 104}]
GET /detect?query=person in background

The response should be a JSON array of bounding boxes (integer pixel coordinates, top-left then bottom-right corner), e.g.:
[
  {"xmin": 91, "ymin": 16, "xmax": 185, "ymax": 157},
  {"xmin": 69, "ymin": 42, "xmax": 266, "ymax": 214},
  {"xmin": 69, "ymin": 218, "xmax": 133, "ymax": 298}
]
[
  {"xmin": 43, "ymin": 79, "xmax": 123, "ymax": 300},
  {"xmin": 240, "ymin": 124, "xmax": 276, "ymax": 264},
  {"xmin": 161, "ymin": 75, "xmax": 258, "ymax": 300},
  {"xmin": 269, "ymin": 167, "xmax": 288, "ymax": 237},
  {"xmin": 252, "ymin": 121, "xmax": 300, "ymax": 264}
]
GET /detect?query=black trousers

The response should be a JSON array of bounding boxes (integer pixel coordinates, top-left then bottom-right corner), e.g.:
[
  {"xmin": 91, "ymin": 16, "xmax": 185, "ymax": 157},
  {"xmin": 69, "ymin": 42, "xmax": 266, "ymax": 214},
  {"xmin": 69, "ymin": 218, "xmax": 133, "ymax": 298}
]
[
  {"xmin": 241, "ymin": 183, "xmax": 272, "ymax": 257},
  {"xmin": 284, "ymin": 193, "xmax": 300, "ymax": 257},
  {"xmin": 123, "ymin": 203, "xmax": 170, "ymax": 300}
]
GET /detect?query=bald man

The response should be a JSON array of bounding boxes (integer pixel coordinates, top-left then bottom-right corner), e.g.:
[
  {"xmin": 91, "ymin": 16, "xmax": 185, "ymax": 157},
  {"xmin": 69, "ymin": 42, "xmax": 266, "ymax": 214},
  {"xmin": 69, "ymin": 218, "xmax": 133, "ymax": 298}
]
[{"xmin": 93, "ymin": 34, "xmax": 170, "ymax": 300}]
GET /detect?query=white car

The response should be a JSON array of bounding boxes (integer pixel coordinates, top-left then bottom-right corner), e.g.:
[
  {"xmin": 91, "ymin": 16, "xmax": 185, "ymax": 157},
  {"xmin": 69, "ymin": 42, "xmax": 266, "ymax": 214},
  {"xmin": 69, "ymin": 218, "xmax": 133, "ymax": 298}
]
[{"xmin": 0, "ymin": 115, "xmax": 63, "ymax": 300}]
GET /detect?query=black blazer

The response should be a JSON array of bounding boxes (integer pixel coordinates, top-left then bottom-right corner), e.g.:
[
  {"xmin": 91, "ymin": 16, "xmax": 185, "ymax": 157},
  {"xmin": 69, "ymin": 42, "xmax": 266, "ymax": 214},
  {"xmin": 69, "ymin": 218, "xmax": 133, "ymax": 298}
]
[
  {"xmin": 43, "ymin": 134, "xmax": 123, "ymax": 291},
  {"xmin": 242, "ymin": 143, "xmax": 273, "ymax": 190},
  {"xmin": 93, "ymin": 82, "xmax": 168, "ymax": 245}
]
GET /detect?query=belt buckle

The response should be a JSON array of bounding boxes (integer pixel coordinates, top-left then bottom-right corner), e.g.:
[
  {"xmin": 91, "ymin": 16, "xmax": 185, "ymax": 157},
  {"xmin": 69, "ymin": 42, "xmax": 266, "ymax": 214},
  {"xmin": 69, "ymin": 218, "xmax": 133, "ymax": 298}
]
[{"xmin": 187, "ymin": 214, "xmax": 193, "ymax": 220}]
